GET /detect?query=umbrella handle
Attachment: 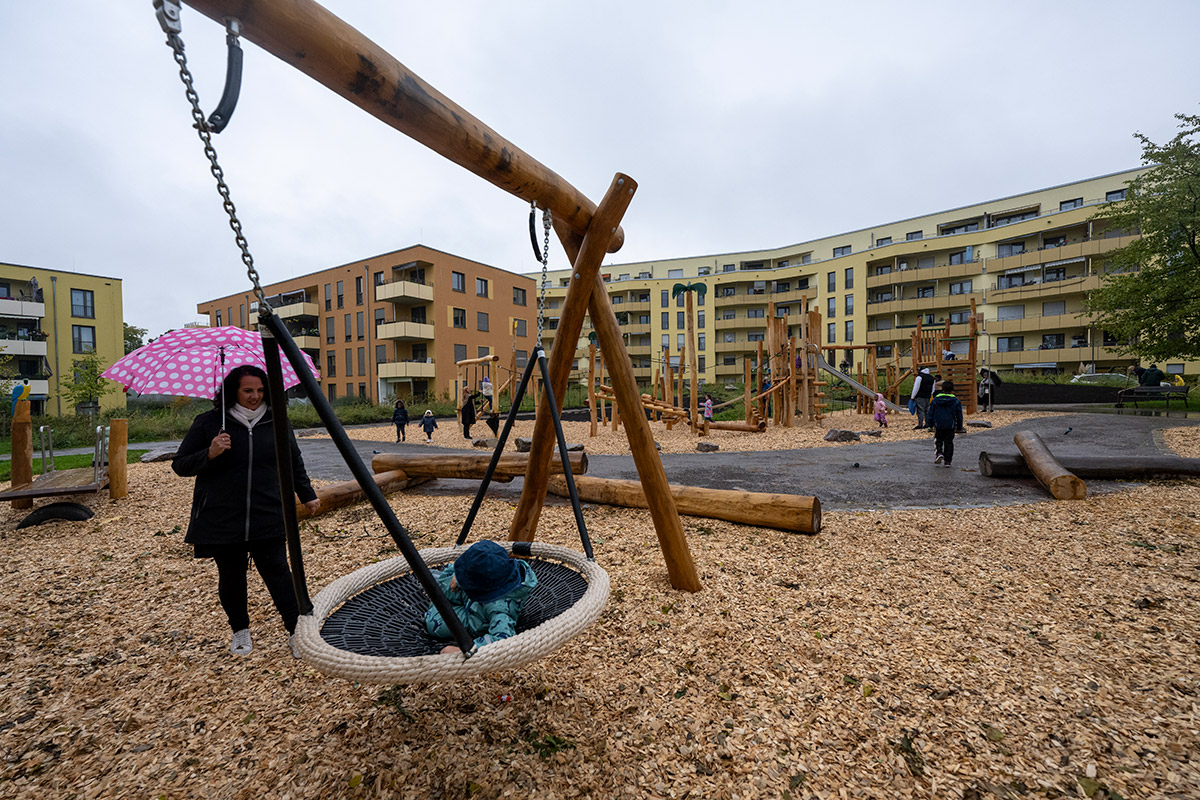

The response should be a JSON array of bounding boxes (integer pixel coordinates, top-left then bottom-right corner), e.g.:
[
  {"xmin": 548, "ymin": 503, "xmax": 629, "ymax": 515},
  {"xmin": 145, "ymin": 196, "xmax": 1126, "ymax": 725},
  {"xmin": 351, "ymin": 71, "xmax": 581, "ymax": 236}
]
[{"xmin": 219, "ymin": 346, "xmax": 226, "ymax": 431}]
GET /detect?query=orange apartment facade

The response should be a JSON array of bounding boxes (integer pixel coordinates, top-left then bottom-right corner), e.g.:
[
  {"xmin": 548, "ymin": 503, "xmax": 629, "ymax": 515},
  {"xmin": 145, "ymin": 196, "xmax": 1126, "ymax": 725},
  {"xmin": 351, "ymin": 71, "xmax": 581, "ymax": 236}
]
[{"xmin": 197, "ymin": 245, "xmax": 537, "ymax": 403}]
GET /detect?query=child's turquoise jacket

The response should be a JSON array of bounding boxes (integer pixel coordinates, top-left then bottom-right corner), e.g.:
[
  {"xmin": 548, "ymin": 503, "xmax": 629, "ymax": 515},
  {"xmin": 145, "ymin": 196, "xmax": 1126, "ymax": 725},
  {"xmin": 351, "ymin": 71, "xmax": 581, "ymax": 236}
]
[{"xmin": 424, "ymin": 559, "xmax": 538, "ymax": 649}]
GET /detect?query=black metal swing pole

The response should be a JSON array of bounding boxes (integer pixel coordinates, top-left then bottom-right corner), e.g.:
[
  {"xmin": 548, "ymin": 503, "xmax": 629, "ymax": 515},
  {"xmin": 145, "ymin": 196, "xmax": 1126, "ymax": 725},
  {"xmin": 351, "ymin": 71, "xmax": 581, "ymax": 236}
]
[
  {"xmin": 535, "ymin": 348, "xmax": 595, "ymax": 560},
  {"xmin": 259, "ymin": 310, "xmax": 476, "ymax": 656}
]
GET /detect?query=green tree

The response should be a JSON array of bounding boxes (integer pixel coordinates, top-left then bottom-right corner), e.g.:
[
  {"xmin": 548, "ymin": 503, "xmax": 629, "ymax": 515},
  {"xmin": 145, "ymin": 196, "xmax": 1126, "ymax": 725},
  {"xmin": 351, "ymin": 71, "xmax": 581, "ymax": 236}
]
[
  {"xmin": 1086, "ymin": 112, "xmax": 1200, "ymax": 362},
  {"xmin": 124, "ymin": 322, "xmax": 148, "ymax": 354},
  {"xmin": 62, "ymin": 353, "xmax": 114, "ymax": 415}
]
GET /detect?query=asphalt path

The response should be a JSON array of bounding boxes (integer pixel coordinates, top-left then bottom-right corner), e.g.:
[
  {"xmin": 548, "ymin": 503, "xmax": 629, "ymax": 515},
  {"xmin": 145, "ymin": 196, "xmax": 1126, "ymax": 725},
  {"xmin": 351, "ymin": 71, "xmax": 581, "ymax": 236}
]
[{"xmin": 291, "ymin": 411, "xmax": 1198, "ymax": 512}]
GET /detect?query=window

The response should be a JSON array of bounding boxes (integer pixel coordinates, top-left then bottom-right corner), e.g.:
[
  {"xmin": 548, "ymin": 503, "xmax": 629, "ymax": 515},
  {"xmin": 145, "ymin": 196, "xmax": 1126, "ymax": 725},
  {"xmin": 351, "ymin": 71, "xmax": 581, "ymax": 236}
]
[
  {"xmin": 948, "ymin": 310, "xmax": 971, "ymax": 324},
  {"xmin": 722, "ymin": 264, "xmax": 735, "ymax": 273},
  {"xmin": 662, "ymin": 312, "xmax": 669, "ymax": 328},
  {"xmin": 357, "ymin": 348, "xmax": 366, "ymax": 375},
  {"xmin": 327, "ymin": 384, "xmax": 336, "ymax": 402},
  {"xmin": 827, "ymin": 272, "xmax": 836, "ymax": 292},
  {"xmin": 513, "ymin": 286, "xmax": 527, "ymax": 306},
  {"xmin": 998, "ymin": 335, "xmax": 1027, "ymax": 352},
  {"xmin": 356, "ymin": 312, "xmax": 364, "ymax": 340},
  {"xmin": 723, "ymin": 356, "xmax": 737, "ymax": 366},
  {"xmin": 477, "ymin": 311, "xmax": 489, "ymax": 332},
  {"xmin": 1060, "ymin": 198, "xmax": 1083, "ymax": 211},
  {"xmin": 453, "ymin": 308, "xmax": 466, "ymax": 328},
  {"xmin": 514, "ymin": 349, "xmax": 528, "ymax": 368},
  {"xmin": 411, "ymin": 306, "xmax": 426, "ymax": 324},
  {"xmin": 906, "ymin": 230, "xmax": 923, "ymax": 241},
  {"xmin": 1106, "ymin": 189, "xmax": 1126, "ymax": 202},
  {"xmin": 478, "ymin": 347, "xmax": 490, "ymax": 358},
  {"xmin": 660, "ymin": 290, "xmax": 669, "ymax": 306},
  {"xmin": 345, "ymin": 348, "xmax": 353, "ymax": 377},
  {"xmin": 70, "ymin": 289, "xmax": 95, "ymax": 318},
  {"xmin": 336, "ymin": 281, "xmax": 344, "ymax": 309},
  {"xmin": 215, "ymin": 310, "xmax": 223, "ymax": 326},
  {"xmin": 747, "ymin": 308, "xmax": 765, "ymax": 318},
  {"xmin": 844, "ymin": 295, "xmax": 854, "ymax": 315},
  {"xmin": 747, "ymin": 332, "xmax": 764, "ymax": 342},
  {"xmin": 827, "ymin": 323, "xmax": 836, "ymax": 344},
  {"xmin": 1042, "ymin": 333, "xmax": 1065, "ymax": 350},
  {"xmin": 639, "ymin": 315, "xmax": 650, "ymax": 324},
  {"xmin": 749, "ymin": 281, "xmax": 766, "ymax": 296},
  {"xmin": 996, "ymin": 242, "xmax": 1025, "ymax": 258},
  {"xmin": 875, "ymin": 265, "xmax": 892, "ymax": 275},
  {"xmin": 677, "ymin": 311, "xmax": 685, "ymax": 329},
  {"xmin": 454, "ymin": 344, "xmax": 467, "ymax": 362},
  {"xmin": 514, "ymin": 319, "xmax": 527, "ymax": 337},
  {"xmin": 876, "ymin": 345, "xmax": 893, "ymax": 358},
  {"xmin": 949, "ymin": 250, "xmax": 968, "ymax": 265},
  {"xmin": 668, "ymin": 269, "xmax": 683, "ymax": 278},
  {"xmin": 71, "ymin": 325, "xmax": 96, "ymax": 353},
  {"xmin": 940, "ymin": 221, "xmax": 980, "ymax": 235},
  {"xmin": 358, "ymin": 383, "xmax": 367, "ymax": 399},
  {"xmin": 698, "ymin": 356, "xmax": 706, "ymax": 372},
  {"xmin": 676, "ymin": 293, "xmax": 686, "ymax": 308},
  {"xmin": 916, "ymin": 286, "xmax": 934, "ymax": 299},
  {"xmin": 662, "ymin": 334, "xmax": 670, "ymax": 348},
  {"xmin": 991, "ymin": 210, "xmax": 1037, "ymax": 227},
  {"xmin": 697, "ymin": 291, "xmax": 705, "ymax": 307},
  {"xmin": 832, "ymin": 245, "xmax": 852, "ymax": 258},
  {"xmin": 800, "ymin": 254, "xmax": 812, "ymax": 265},
  {"xmin": 1044, "ymin": 235, "xmax": 1066, "ymax": 249},
  {"xmin": 674, "ymin": 333, "xmax": 683, "ymax": 349},
  {"xmin": 1043, "ymin": 301, "xmax": 1066, "ymax": 317},
  {"xmin": 718, "ymin": 286, "xmax": 736, "ymax": 298},
  {"xmin": 375, "ymin": 344, "xmax": 387, "ymax": 364},
  {"xmin": 874, "ymin": 319, "xmax": 893, "ymax": 330},
  {"xmin": 827, "ymin": 297, "xmax": 836, "ymax": 318},
  {"xmin": 374, "ymin": 308, "xmax": 386, "ymax": 328},
  {"xmin": 476, "ymin": 277, "xmax": 489, "ymax": 297},
  {"xmin": 324, "ymin": 283, "xmax": 331, "ymax": 311},
  {"xmin": 452, "ymin": 272, "xmax": 466, "ymax": 292},
  {"xmin": 326, "ymin": 317, "xmax": 335, "ymax": 344},
  {"xmin": 949, "ymin": 280, "xmax": 972, "ymax": 295},
  {"xmin": 997, "ymin": 305, "xmax": 1025, "ymax": 321},
  {"xmin": 698, "ymin": 267, "xmax": 711, "ymax": 276},
  {"xmin": 721, "ymin": 311, "xmax": 736, "ymax": 320},
  {"xmin": 920, "ymin": 314, "xmax": 935, "ymax": 326},
  {"xmin": 1166, "ymin": 364, "xmax": 1185, "ymax": 375},
  {"xmin": 697, "ymin": 333, "xmax": 706, "ymax": 351},
  {"xmin": 326, "ymin": 352, "xmax": 337, "ymax": 377},
  {"xmin": 875, "ymin": 237, "xmax": 892, "ymax": 247},
  {"xmin": 412, "ymin": 343, "xmax": 427, "ymax": 361},
  {"xmin": 345, "ymin": 383, "xmax": 353, "ymax": 397},
  {"xmin": 374, "ymin": 270, "xmax": 385, "ymax": 286},
  {"xmin": 344, "ymin": 314, "xmax": 352, "ymax": 342},
  {"xmin": 722, "ymin": 332, "xmax": 736, "ymax": 343},
  {"xmin": 1045, "ymin": 267, "xmax": 1066, "ymax": 282},
  {"xmin": 918, "ymin": 256, "xmax": 934, "ymax": 270},
  {"xmin": 355, "ymin": 276, "xmax": 364, "ymax": 305},
  {"xmin": 844, "ymin": 268, "xmax": 854, "ymax": 289},
  {"xmin": 697, "ymin": 310, "xmax": 705, "ymax": 327},
  {"xmin": 844, "ymin": 320, "xmax": 854, "ymax": 341}
]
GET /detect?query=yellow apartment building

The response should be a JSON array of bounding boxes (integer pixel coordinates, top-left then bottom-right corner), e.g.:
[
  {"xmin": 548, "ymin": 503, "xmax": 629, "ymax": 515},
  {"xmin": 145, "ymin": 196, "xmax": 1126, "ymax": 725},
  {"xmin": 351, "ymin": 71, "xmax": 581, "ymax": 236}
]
[
  {"xmin": 198, "ymin": 245, "xmax": 537, "ymax": 403},
  {"xmin": 531, "ymin": 168, "xmax": 1198, "ymax": 385},
  {"xmin": 0, "ymin": 263, "xmax": 126, "ymax": 417}
]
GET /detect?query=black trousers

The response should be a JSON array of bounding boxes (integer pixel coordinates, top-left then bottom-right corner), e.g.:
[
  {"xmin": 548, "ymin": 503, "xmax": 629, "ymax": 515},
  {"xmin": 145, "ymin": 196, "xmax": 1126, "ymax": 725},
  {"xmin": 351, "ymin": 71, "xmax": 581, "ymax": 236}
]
[
  {"xmin": 212, "ymin": 538, "xmax": 299, "ymax": 634},
  {"xmin": 934, "ymin": 428, "xmax": 956, "ymax": 465},
  {"xmin": 395, "ymin": 423, "xmax": 406, "ymax": 441}
]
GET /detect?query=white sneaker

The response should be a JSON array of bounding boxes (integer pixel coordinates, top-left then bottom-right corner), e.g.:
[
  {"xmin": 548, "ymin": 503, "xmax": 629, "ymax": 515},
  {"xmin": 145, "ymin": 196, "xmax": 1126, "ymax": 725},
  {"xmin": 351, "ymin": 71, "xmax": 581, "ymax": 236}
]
[
  {"xmin": 289, "ymin": 634, "xmax": 301, "ymax": 659},
  {"xmin": 934, "ymin": 453, "xmax": 944, "ymax": 464},
  {"xmin": 230, "ymin": 628, "xmax": 252, "ymax": 655}
]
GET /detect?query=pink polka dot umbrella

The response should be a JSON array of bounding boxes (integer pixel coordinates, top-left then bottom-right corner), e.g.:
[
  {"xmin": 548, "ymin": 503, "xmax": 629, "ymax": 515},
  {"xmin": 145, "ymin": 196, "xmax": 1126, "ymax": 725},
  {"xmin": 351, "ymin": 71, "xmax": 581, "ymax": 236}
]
[{"xmin": 102, "ymin": 326, "xmax": 320, "ymax": 404}]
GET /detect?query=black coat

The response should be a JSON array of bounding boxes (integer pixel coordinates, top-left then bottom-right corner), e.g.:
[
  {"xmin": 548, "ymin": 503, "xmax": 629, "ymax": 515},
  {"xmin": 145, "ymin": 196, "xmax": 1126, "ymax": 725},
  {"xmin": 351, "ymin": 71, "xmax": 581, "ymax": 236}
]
[
  {"xmin": 461, "ymin": 395, "xmax": 478, "ymax": 426},
  {"xmin": 392, "ymin": 405, "xmax": 409, "ymax": 425},
  {"xmin": 172, "ymin": 407, "xmax": 317, "ymax": 546}
]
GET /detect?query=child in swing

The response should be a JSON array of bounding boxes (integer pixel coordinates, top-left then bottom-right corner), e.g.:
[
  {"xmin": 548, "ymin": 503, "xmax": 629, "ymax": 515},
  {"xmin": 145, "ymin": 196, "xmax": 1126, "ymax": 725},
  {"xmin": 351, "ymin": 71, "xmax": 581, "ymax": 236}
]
[
  {"xmin": 873, "ymin": 393, "xmax": 888, "ymax": 428},
  {"xmin": 425, "ymin": 540, "xmax": 539, "ymax": 653}
]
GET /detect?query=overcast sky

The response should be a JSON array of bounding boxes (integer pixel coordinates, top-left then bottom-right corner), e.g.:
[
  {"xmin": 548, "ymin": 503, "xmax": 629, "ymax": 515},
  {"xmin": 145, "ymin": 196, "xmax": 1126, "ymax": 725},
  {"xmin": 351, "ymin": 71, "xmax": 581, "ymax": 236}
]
[{"xmin": 2, "ymin": 1, "xmax": 1197, "ymax": 337}]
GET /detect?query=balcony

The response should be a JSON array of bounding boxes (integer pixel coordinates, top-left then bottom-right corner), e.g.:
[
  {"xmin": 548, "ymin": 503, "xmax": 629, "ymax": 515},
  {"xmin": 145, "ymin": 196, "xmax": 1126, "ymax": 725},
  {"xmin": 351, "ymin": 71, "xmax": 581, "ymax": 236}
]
[
  {"xmin": 378, "ymin": 360, "xmax": 436, "ymax": 380},
  {"xmin": 866, "ymin": 328, "xmax": 900, "ymax": 345},
  {"xmin": 376, "ymin": 280, "xmax": 433, "ymax": 305},
  {"xmin": 986, "ymin": 234, "xmax": 1138, "ymax": 273},
  {"xmin": 714, "ymin": 315, "xmax": 768, "ymax": 331},
  {"xmin": 0, "ymin": 338, "xmax": 48, "ymax": 357},
  {"xmin": 989, "ymin": 274, "xmax": 1101, "ymax": 302},
  {"xmin": 293, "ymin": 335, "xmax": 321, "ymax": 350},
  {"xmin": 866, "ymin": 291, "xmax": 984, "ymax": 316},
  {"xmin": 0, "ymin": 298, "xmax": 46, "ymax": 319},
  {"xmin": 988, "ymin": 345, "xmax": 1124, "ymax": 367},
  {"xmin": 866, "ymin": 260, "xmax": 982, "ymax": 289},
  {"xmin": 249, "ymin": 300, "xmax": 319, "ymax": 327},
  {"xmin": 715, "ymin": 340, "xmax": 757, "ymax": 353},
  {"xmin": 626, "ymin": 344, "xmax": 651, "ymax": 357},
  {"xmin": 615, "ymin": 300, "xmax": 650, "ymax": 313},
  {"xmin": 375, "ymin": 321, "xmax": 435, "ymax": 340},
  {"xmin": 714, "ymin": 291, "xmax": 771, "ymax": 308},
  {"xmin": 985, "ymin": 311, "xmax": 1088, "ymax": 336},
  {"xmin": 768, "ymin": 288, "xmax": 818, "ymax": 305}
]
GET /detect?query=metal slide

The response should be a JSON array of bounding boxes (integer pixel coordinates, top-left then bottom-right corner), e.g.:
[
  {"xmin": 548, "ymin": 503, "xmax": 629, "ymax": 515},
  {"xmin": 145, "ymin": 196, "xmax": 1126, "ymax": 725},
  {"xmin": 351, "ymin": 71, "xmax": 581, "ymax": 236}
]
[{"xmin": 813, "ymin": 353, "xmax": 906, "ymax": 413}]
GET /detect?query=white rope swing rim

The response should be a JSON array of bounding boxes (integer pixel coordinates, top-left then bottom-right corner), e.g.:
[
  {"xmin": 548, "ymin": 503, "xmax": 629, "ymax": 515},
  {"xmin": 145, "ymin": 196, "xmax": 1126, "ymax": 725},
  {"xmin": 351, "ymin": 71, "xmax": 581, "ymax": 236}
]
[{"xmin": 293, "ymin": 541, "xmax": 610, "ymax": 684}]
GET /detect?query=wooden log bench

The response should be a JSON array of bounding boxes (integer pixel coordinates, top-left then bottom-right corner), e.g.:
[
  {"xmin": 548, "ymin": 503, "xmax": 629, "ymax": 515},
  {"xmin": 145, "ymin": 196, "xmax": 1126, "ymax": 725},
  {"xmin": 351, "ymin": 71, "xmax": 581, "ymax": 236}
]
[{"xmin": 1116, "ymin": 384, "xmax": 1189, "ymax": 409}]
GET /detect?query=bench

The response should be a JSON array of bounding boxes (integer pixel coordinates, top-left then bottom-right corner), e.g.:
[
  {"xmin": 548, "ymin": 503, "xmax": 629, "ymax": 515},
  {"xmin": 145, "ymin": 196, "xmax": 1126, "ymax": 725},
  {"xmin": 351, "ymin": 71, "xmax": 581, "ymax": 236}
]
[{"xmin": 1116, "ymin": 384, "xmax": 1190, "ymax": 409}]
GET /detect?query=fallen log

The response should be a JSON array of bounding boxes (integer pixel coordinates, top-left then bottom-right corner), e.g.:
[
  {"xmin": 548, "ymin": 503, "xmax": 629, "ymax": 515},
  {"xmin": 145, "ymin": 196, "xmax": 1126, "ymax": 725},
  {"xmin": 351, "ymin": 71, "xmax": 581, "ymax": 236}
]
[
  {"xmin": 296, "ymin": 469, "xmax": 430, "ymax": 520},
  {"xmin": 1013, "ymin": 431, "xmax": 1086, "ymax": 500},
  {"xmin": 706, "ymin": 419, "xmax": 766, "ymax": 432},
  {"xmin": 371, "ymin": 451, "xmax": 587, "ymax": 479},
  {"xmin": 547, "ymin": 474, "xmax": 820, "ymax": 534},
  {"xmin": 980, "ymin": 452, "xmax": 1200, "ymax": 479}
]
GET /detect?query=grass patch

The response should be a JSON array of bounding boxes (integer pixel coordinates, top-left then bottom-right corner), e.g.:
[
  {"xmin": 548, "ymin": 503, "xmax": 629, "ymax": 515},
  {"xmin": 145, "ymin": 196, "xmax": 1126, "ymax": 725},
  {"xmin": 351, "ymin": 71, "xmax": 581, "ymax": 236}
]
[{"xmin": 0, "ymin": 450, "xmax": 147, "ymax": 483}]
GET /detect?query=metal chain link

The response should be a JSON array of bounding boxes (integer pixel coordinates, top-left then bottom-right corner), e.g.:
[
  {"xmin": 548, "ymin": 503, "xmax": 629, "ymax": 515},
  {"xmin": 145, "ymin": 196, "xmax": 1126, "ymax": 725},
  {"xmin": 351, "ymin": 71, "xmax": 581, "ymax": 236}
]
[
  {"xmin": 163, "ymin": 31, "xmax": 267, "ymax": 310},
  {"xmin": 535, "ymin": 203, "xmax": 552, "ymax": 348}
]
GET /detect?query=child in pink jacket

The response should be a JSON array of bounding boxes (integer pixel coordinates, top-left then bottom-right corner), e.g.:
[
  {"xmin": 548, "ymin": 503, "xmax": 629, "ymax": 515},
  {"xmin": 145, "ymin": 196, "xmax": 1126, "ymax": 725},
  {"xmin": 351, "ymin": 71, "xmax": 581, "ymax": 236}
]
[{"xmin": 873, "ymin": 393, "xmax": 888, "ymax": 428}]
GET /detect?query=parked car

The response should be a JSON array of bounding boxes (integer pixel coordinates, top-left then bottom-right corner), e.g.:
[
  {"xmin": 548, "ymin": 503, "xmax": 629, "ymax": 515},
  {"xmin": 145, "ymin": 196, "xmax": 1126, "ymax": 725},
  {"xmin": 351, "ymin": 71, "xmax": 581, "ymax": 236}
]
[{"xmin": 1070, "ymin": 372, "xmax": 1134, "ymax": 387}]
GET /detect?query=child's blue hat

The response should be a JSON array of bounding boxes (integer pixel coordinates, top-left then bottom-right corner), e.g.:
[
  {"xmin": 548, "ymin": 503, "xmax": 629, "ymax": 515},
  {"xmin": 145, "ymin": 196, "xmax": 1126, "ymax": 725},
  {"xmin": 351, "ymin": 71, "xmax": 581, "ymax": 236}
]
[{"xmin": 454, "ymin": 541, "xmax": 521, "ymax": 603}]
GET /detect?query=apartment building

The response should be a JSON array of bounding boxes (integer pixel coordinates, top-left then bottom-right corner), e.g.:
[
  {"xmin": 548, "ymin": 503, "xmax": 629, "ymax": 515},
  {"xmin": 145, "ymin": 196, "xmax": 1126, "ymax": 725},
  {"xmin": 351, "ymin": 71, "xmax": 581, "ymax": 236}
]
[
  {"xmin": 532, "ymin": 168, "xmax": 1198, "ymax": 384},
  {"xmin": 197, "ymin": 245, "xmax": 537, "ymax": 402},
  {"xmin": 0, "ymin": 263, "xmax": 126, "ymax": 417}
]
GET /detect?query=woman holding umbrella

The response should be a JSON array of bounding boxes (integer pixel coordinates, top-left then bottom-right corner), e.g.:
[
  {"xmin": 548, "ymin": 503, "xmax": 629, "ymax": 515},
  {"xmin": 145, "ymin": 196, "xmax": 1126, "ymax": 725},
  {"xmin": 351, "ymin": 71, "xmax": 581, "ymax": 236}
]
[{"xmin": 172, "ymin": 365, "xmax": 321, "ymax": 657}]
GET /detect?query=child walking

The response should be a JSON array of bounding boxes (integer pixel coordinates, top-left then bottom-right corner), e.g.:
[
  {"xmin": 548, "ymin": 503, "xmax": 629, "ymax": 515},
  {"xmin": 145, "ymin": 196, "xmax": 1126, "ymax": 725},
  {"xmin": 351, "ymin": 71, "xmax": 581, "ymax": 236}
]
[
  {"xmin": 873, "ymin": 393, "xmax": 888, "ymax": 428},
  {"xmin": 927, "ymin": 380, "xmax": 963, "ymax": 467},
  {"xmin": 392, "ymin": 399, "xmax": 409, "ymax": 442},
  {"xmin": 425, "ymin": 540, "xmax": 539, "ymax": 653},
  {"xmin": 420, "ymin": 409, "xmax": 438, "ymax": 444}
]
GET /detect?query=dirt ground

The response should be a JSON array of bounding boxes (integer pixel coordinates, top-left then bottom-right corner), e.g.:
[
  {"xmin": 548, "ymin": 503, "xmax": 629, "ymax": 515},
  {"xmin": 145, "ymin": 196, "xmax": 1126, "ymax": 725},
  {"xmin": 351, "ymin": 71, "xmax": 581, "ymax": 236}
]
[
  {"xmin": 1, "ymin": 430, "xmax": 1197, "ymax": 798},
  {"xmin": 306, "ymin": 409, "xmax": 1057, "ymax": 455}
]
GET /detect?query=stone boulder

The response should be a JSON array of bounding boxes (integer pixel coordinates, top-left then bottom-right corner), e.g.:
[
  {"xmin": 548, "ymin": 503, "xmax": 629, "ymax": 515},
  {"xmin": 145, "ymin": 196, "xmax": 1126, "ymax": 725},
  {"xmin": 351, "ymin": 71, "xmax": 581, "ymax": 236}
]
[
  {"xmin": 696, "ymin": 441, "xmax": 720, "ymax": 453},
  {"xmin": 967, "ymin": 420, "xmax": 993, "ymax": 428},
  {"xmin": 856, "ymin": 430, "xmax": 883, "ymax": 438},
  {"xmin": 472, "ymin": 438, "xmax": 500, "ymax": 449},
  {"xmin": 513, "ymin": 436, "xmax": 584, "ymax": 452},
  {"xmin": 823, "ymin": 429, "xmax": 861, "ymax": 443},
  {"xmin": 140, "ymin": 448, "xmax": 177, "ymax": 463}
]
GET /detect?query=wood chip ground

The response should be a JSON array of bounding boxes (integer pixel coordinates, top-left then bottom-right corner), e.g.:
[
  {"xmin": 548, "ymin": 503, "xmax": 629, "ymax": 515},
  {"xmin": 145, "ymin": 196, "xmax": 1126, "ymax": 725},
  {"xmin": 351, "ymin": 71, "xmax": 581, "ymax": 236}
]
[{"xmin": 0, "ymin": 417, "xmax": 1196, "ymax": 798}]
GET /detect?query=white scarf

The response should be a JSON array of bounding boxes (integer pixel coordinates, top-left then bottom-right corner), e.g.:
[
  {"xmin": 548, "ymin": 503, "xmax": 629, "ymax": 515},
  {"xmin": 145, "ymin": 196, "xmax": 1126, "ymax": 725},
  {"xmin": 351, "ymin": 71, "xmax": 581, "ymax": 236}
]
[{"xmin": 228, "ymin": 402, "xmax": 268, "ymax": 430}]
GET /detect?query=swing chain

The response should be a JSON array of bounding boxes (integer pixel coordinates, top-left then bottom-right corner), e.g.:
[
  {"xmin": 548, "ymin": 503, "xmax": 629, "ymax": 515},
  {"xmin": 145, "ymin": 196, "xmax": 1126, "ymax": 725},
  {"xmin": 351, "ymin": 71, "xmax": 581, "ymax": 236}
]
[
  {"xmin": 158, "ymin": 16, "xmax": 267, "ymax": 309},
  {"xmin": 535, "ymin": 203, "xmax": 551, "ymax": 348}
]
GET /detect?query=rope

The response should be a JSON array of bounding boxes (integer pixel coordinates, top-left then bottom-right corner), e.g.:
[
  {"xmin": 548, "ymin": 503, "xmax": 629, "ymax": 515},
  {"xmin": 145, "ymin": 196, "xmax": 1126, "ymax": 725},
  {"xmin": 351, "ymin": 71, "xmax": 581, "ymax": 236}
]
[{"xmin": 293, "ymin": 542, "xmax": 609, "ymax": 683}]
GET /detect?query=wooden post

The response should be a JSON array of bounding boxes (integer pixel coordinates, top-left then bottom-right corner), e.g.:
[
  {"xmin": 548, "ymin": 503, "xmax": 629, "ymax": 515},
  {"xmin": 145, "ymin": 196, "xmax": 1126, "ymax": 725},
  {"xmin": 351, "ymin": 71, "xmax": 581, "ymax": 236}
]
[
  {"xmin": 10, "ymin": 399, "xmax": 32, "ymax": 509},
  {"xmin": 1014, "ymin": 431, "xmax": 1087, "ymax": 501},
  {"xmin": 755, "ymin": 340, "xmax": 765, "ymax": 422},
  {"xmin": 652, "ymin": 368, "xmax": 661, "ymax": 421},
  {"xmin": 676, "ymin": 346, "xmax": 686, "ymax": 425},
  {"xmin": 743, "ymin": 356, "xmax": 752, "ymax": 424},
  {"xmin": 108, "ymin": 418, "xmax": 128, "ymax": 500},
  {"xmin": 588, "ymin": 343, "xmax": 598, "ymax": 437},
  {"xmin": 967, "ymin": 297, "xmax": 979, "ymax": 414},
  {"xmin": 686, "ymin": 291, "xmax": 698, "ymax": 435},
  {"xmin": 664, "ymin": 351, "xmax": 675, "ymax": 431}
]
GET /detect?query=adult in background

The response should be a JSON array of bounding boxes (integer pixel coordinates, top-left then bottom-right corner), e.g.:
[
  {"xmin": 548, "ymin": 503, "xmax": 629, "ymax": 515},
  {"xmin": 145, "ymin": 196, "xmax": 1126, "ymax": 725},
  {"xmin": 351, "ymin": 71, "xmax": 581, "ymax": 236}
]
[
  {"xmin": 460, "ymin": 386, "xmax": 479, "ymax": 439},
  {"xmin": 1140, "ymin": 364, "xmax": 1166, "ymax": 386},
  {"xmin": 392, "ymin": 398, "xmax": 409, "ymax": 442},
  {"xmin": 910, "ymin": 366, "xmax": 934, "ymax": 429},
  {"xmin": 480, "ymin": 374, "xmax": 494, "ymax": 411},
  {"xmin": 172, "ymin": 365, "xmax": 320, "ymax": 658},
  {"xmin": 978, "ymin": 368, "xmax": 1001, "ymax": 411}
]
